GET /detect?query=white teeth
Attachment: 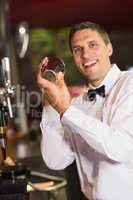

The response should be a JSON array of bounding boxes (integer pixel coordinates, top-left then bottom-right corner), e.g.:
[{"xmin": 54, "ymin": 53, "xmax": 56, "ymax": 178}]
[{"xmin": 84, "ymin": 60, "xmax": 97, "ymax": 67}]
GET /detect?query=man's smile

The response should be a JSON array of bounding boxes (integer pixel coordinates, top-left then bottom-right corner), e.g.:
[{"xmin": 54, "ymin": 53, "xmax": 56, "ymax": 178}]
[{"xmin": 82, "ymin": 59, "xmax": 98, "ymax": 69}]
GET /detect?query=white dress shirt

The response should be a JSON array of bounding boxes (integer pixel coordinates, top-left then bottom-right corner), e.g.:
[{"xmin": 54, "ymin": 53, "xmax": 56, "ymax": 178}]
[{"xmin": 40, "ymin": 64, "xmax": 133, "ymax": 200}]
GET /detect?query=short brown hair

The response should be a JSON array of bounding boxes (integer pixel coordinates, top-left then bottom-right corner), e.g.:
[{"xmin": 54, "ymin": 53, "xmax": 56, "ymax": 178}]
[{"xmin": 69, "ymin": 21, "xmax": 111, "ymax": 51}]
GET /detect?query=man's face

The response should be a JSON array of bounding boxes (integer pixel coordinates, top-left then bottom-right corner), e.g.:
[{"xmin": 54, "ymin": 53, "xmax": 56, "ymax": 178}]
[{"xmin": 71, "ymin": 29, "xmax": 113, "ymax": 86}]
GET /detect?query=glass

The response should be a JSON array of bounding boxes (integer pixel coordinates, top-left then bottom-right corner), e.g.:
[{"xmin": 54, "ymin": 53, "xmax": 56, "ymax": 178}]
[{"xmin": 41, "ymin": 56, "xmax": 65, "ymax": 82}]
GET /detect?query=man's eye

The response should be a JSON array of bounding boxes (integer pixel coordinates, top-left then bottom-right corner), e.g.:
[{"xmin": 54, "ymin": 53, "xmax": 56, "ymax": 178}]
[
  {"xmin": 89, "ymin": 43, "xmax": 99, "ymax": 49},
  {"xmin": 73, "ymin": 47, "xmax": 81, "ymax": 53}
]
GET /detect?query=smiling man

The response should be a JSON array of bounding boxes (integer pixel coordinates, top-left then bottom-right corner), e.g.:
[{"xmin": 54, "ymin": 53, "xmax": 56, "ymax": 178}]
[
  {"xmin": 70, "ymin": 26, "xmax": 113, "ymax": 86},
  {"xmin": 37, "ymin": 22, "xmax": 133, "ymax": 200}
]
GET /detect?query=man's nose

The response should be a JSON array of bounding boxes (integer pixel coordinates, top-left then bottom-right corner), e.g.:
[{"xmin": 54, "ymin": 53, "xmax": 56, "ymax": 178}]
[{"xmin": 81, "ymin": 47, "xmax": 91, "ymax": 59}]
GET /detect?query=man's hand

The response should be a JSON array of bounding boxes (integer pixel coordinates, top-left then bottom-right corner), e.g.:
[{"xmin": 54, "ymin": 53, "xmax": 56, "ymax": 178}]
[{"xmin": 37, "ymin": 58, "xmax": 71, "ymax": 116}]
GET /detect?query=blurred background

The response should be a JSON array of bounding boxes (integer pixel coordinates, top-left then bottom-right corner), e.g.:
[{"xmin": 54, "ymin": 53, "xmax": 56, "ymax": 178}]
[{"xmin": 0, "ymin": 0, "xmax": 133, "ymax": 199}]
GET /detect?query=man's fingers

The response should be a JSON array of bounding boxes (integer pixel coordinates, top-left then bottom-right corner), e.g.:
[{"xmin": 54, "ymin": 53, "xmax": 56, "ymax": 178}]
[
  {"xmin": 37, "ymin": 57, "xmax": 50, "ymax": 88},
  {"xmin": 40, "ymin": 57, "xmax": 49, "ymax": 72},
  {"xmin": 37, "ymin": 74, "xmax": 55, "ymax": 91},
  {"xmin": 57, "ymin": 72, "xmax": 65, "ymax": 88},
  {"xmin": 36, "ymin": 57, "xmax": 49, "ymax": 75}
]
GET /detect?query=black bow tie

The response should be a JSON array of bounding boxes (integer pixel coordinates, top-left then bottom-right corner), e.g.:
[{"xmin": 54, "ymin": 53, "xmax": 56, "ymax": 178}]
[{"xmin": 87, "ymin": 85, "xmax": 105, "ymax": 101}]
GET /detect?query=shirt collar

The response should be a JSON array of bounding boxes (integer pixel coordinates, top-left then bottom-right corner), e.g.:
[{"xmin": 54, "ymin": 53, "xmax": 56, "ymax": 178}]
[{"xmin": 88, "ymin": 64, "xmax": 121, "ymax": 96}]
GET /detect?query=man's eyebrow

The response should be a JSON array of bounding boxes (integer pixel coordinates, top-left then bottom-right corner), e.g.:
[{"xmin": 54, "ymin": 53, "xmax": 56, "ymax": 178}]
[
  {"xmin": 72, "ymin": 44, "xmax": 81, "ymax": 49},
  {"xmin": 86, "ymin": 40, "xmax": 97, "ymax": 43}
]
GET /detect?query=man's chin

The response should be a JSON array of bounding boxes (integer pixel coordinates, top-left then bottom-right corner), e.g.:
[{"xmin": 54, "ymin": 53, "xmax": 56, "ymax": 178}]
[
  {"xmin": 83, "ymin": 68, "xmax": 93, "ymax": 77},
  {"xmin": 83, "ymin": 63, "xmax": 98, "ymax": 76}
]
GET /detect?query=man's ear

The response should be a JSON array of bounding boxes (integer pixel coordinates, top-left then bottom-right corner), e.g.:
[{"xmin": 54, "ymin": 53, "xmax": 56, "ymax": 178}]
[{"xmin": 107, "ymin": 42, "xmax": 113, "ymax": 57}]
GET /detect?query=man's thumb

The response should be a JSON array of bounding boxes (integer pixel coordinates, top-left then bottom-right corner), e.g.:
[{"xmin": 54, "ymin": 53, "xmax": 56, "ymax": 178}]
[{"xmin": 57, "ymin": 72, "xmax": 65, "ymax": 87}]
